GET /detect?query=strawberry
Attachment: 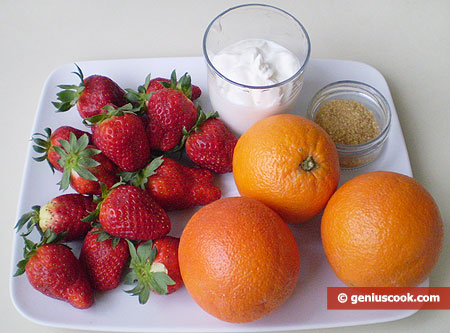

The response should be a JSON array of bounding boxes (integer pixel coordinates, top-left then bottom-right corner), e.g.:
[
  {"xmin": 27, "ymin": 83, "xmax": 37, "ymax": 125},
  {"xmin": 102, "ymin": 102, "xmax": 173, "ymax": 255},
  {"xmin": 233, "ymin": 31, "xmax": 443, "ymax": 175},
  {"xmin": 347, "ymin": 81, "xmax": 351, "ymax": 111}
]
[
  {"xmin": 53, "ymin": 64, "xmax": 127, "ymax": 119},
  {"xmin": 125, "ymin": 71, "xmax": 198, "ymax": 151},
  {"xmin": 182, "ymin": 111, "xmax": 238, "ymax": 173},
  {"xmin": 79, "ymin": 226, "xmax": 130, "ymax": 291},
  {"xmin": 146, "ymin": 89, "xmax": 197, "ymax": 151},
  {"xmin": 86, "ymin": 104, "xmax": 151, "ymax": 172},
  {"xmin": 120, "ymin": 156, "xmax": 221, "ymax": 211},
  {"xmin": 14, "ymin": 231, "xmax": 94, "ymax": 309},
  {"xmin": 55, "ymin": 133, "xmax": 119, "ymax": 195},
  {"xmin": 124, "ymin": 236, "xmax": 182, "ymax": 303},
  {"xmin": 85, "ymin": 183, "xmax": 171, "ymax": 241},
  {"xmin": 32, "ymin": 126, "xmax": 91, "ymax": 173},
  {"xmin": 15, "ymin": 193, "xmax": 95, "ymax": 241}
]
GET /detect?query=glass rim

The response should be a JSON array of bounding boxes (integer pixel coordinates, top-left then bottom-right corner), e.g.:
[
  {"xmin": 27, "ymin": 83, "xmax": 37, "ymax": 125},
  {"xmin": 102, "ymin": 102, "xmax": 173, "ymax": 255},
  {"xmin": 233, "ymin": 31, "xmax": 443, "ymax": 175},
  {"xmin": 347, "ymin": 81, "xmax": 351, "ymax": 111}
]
[
  {"xmin": 307, "ymin": 80, "xmax": 392, "ymax": 151},
  {"xmin": 202, "ymin": 3, "xmax": 311, "ymax": 90}
]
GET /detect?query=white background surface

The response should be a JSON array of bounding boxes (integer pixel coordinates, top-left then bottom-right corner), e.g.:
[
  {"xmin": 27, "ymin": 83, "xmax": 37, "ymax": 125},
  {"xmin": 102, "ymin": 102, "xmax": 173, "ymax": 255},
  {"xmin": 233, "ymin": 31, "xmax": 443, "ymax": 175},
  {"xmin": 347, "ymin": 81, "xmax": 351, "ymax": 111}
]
[{"xmin": 1, "ymin": 1, "xmax": 449, "ymax": 332}]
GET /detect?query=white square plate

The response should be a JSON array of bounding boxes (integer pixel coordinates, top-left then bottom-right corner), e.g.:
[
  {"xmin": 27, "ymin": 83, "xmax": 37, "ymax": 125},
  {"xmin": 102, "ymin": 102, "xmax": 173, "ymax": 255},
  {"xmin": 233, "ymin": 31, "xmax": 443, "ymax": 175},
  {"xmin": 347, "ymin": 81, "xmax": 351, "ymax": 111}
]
[{"xmin": 10, "ymin": 57, "xmax": 424, "ymax": 331}]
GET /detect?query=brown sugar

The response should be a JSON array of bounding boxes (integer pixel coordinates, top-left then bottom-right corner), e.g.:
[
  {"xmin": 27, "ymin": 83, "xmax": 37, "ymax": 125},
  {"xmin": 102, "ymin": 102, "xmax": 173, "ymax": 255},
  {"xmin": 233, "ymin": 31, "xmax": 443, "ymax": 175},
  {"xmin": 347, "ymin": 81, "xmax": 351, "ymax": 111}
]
[{"xmin": 314, "ymin": 100, "xmax": 380, "ymax": 145}]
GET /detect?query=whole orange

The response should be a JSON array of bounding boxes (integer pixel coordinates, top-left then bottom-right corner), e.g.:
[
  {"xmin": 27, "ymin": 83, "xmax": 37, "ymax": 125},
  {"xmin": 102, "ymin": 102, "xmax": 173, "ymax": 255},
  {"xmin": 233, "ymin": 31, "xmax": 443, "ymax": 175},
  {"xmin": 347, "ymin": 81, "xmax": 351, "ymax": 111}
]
[
  {"xmin": 178, "ymin": 197, "xmax": 300, "ymax": 323},
  {"xmin": 321, "ymin": 171, "xmax": 443, "ymax": 287},
  {"xmin": 233, "ymin": 113, "xmax": 340, "ymax": 224}
]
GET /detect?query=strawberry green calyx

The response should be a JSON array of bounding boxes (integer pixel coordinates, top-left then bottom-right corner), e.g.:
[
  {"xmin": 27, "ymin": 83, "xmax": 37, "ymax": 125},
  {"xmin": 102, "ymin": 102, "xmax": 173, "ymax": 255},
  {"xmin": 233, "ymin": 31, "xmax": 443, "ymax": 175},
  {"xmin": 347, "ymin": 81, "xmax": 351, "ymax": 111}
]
[
  {"xmin": 14, "ymin": 229, "xmax": 66, "ymax": 277},
  {"xmin": 161, "ymin": 70, "xmax": 193, "ymax": 100},
  {"xmin": 90, "ymin": 223, "xmax": 122, "ymax": 248},
  {"xmin": 124, "ymin": 74, "xmax": 153, "ymax": 113},
  {"xmin": 15, "ymin": 206, "xmax": 42, "ymax": 237},
  {"xmin": 54, "ymin": 133, "xmax": 101, "ymax": 191},
  {"xmin": 124, "ymin": 240, "xmax": 175, "ymax": 304},
  {"xmin": 172, "ymin": 108, "xmax": 219, "ymax": 152},
  {"xmin": 52, "ymin": 64, "xmax": 85, "ymax": 112},
  {"xmin": 83, "ymin": 103, "xmax": 137, "ymax": 126},
  {"xmin": 119, "ymin": 156, "xmax": 164, "ymax": 190},
  {"xmin": 31, "ymin": 128, "xmax": 55, "ymax": 172}
]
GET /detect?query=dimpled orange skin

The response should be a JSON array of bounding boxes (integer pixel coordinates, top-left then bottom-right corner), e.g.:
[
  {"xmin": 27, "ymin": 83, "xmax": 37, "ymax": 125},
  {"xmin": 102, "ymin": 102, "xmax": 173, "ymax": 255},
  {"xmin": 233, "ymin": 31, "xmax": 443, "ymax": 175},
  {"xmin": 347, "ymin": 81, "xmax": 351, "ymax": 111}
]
[
  {"xmin": 178, "ymin": 197, "xmax": 300, "ymax": 323},
  {"xmin": 321, "ymin": 171, "xmax": 444, "ymax": 287},
  {"xmin": 233, "ymin": 114, "xmax": 340, "ymax": 224}
]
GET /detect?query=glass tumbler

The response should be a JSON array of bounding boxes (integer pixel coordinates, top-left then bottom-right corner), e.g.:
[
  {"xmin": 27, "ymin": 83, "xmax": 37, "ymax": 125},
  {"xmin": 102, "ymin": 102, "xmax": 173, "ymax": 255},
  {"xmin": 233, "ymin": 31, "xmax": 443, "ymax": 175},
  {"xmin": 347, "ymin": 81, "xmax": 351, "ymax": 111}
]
[{"xmin": 203, "ymin": 4, "xmax": 311, "ymax": 135}]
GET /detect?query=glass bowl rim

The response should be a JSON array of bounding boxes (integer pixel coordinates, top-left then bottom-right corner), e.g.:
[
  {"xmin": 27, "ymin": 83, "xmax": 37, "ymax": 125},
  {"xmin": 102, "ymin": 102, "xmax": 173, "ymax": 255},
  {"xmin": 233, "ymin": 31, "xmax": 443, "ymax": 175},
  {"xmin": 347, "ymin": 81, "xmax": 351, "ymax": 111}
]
[{"xmin": 202, "ymin": 3, "xmax": 311, "ymax": 90}]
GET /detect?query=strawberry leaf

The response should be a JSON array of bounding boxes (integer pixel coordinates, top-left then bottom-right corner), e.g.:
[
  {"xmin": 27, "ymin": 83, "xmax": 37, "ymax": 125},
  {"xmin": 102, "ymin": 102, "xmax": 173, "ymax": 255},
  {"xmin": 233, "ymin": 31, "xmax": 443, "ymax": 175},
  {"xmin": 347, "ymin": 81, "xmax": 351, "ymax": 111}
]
[
  {"xmin": 73, "ymin": 165, "xmax": 98, "ymax": 181},
  {"xmin": 150, "ymin": 272, "xmax": 175, "ymax": 295},
  {"xmin": 53, "ymin": 64, "xmax": 85, "ymax": 112},
  {"xmin": 124, "ymin": 239, "xmax": 175, "ymax": 303},
  {"xmin": 14, "ymin": 206, "xmax": 41, "ymax": 237},
  {"xmin": 123, "ymin": 270, "xmax": 138, "ymax": 285},
  {"xmin": 31, "ymin": 128, "xmax": 55, "ymax": 172},
  {"xmin": 119, "ymin": 156, "xmax": 164, "ymax": 190},
  {"xmin": 125, "ymin": 75, "xmax": 153, "ymax": 113},
  {"xmin": 55, "ymin": 134, "xmax": 101, "ymax": 190}
]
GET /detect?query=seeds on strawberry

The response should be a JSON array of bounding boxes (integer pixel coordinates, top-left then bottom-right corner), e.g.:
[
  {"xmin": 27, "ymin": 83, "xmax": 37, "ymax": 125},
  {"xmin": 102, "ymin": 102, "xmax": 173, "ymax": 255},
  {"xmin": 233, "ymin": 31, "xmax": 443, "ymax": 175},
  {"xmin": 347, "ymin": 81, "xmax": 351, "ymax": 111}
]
[
  {"xmin": 146, "ymin": 89, "xmax": 198, "ymax": 151},
  {"xmin": 15, "ymin": 193, "xmax": 95, "ymax": 241},
  {"xmin": 80, "ymin": 226, "xmax": 130, "ymax": 291},
  {"xmin": 180, "ymin": 111, "xmax": 238, "ymax": 173},
  {"xmin": 53, "ymin": 64, "xmax": 127, "ymax": 119},
  {"xmin": 86, "ymin": 104, "xmax": 151, "ymax": 172},
  {"xmin": 85, "ymin": 184, "xmax": 171, "ymax": 241},
  {"xmin": 14, "ymin": 231, "xmax": 94, "ymax": 309},
  {"xmin": 120, "ymin": 156, "xmax": 221, "ymax": 211}
]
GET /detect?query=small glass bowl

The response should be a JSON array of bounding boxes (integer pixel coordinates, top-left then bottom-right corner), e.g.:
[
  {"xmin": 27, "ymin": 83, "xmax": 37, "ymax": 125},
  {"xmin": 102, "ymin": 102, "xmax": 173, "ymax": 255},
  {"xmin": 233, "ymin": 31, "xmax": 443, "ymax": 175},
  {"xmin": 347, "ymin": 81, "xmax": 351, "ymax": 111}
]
[{"xmin": 306, "ymin": 80, "xmax": 391, "ymax": 170}]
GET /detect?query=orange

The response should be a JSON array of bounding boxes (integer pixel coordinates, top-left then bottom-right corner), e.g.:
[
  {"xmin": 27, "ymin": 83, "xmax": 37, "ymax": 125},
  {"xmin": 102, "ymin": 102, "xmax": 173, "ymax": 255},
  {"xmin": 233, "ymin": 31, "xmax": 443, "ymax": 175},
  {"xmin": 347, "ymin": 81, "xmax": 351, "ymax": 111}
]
[
  {"xmin": 233, "ymin": 113, "xmax": 340, "ymax": 224},
  {"xmin": 178, "ymin": 197, "xmax": 300, "ymax": 323},
  {"xmin": 321, "ymin": 171, "xmax": 443, "ymax": 287}
]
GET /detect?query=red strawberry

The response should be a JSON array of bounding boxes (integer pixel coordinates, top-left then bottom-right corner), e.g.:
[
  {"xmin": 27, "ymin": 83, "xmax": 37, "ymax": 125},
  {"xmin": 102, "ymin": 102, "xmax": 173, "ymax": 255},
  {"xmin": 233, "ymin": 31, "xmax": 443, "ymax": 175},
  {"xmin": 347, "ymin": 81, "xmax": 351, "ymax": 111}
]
[
  {"xmin": 87, "ymin": 104, "xmax": 151, "ymax": 172},
  {"xmin": 85, "ymin": 184, "xmax": 171, "ymax": 241},
  {"xmin": 146, "ymin": 71, "xmax": 202, "ymax": 101},
  {"xmin": 120, "ymin": 156, "xmax": 221, "ymax": 211},
  {"xmin": 124, "ymin": 236, "xmax": 182, "ymax": 303},
  {"xmin": 183, "ymin": 112, "xmax": 238, "ymax": 173},
  {"xmin": 146, "ymin": 89, "xmax": 197, "ymax": 151},
  {"xmin": 69, "ymin": 149, "xmax": 119, "ymax": 195},
  {"xmin": 15, "ymin": 193, "xmax": 95, "ymax": 241},
  {"xmin": 53, "ymin": 64, "xmax": 127, "ymax": 119},
  {"xmin": 14, "ymin": 232, "xmax": 94, "ymax": 309},
  {"xmin": 191, "ymin": 85, "xmax": 202, "ymax": 101},
  {"xmin": 32, "ymin": 126, "xmax": 91, "ymax": 173},
  {"xmin": 124, "ymin": 71, "xmax": 198, "ymax": 151},
  {"xmin": 55, "ymin": 133, "xmax": 119, "ymax": 195},
  {"xmin": 79, "ymin": 227, "xmax": 130, "ymax": 291}
]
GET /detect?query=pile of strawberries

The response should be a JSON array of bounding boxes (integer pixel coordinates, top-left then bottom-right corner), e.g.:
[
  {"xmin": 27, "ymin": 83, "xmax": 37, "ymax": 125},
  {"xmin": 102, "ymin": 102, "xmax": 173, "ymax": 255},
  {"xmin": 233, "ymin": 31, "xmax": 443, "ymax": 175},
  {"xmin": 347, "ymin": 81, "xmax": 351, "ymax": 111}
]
[{"xmin": 14, "ymin": 65, "xmax": 238, "ymax": 309}]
